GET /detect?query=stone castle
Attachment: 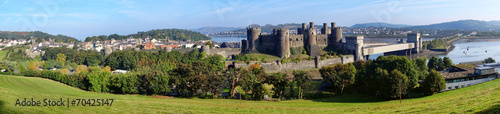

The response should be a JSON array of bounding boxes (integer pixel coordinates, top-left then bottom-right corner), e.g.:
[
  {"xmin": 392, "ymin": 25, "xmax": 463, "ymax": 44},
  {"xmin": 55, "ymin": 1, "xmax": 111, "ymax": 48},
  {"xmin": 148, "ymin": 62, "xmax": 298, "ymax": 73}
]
[
  {"xmin": 241, "ymin": 22, "xmax": 342, "ymax": 58},
  {"xmin": 240, "ymin": 22, "xmax": 423, "ymax": 61}
]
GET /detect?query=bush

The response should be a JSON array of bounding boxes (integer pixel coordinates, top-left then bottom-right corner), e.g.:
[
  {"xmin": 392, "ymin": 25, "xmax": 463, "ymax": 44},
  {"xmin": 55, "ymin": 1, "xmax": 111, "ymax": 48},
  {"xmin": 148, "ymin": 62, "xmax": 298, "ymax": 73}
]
[
  {"xmin": 87, "ymin": 68, "xmax": 111, "ymax": 93},
  {"xmin": 24, "ymin": 69, "xmax": 41, "ymax": 77},
  {"xmin": 19, "ymin": 65, "xmax": 26, "ymax": 73},
  {"xmin": 290, "ymin": 47, "xmax": 297, "ymax": 55},
  {"xmin": 43, "ymin": 60, "xmax": 55, "ymax": 69},
  {"xmin": 110, "ymin": 73, "xmax": 139, "ymax": 94},
  {"xmin": 300, "ymin": 47, "xmax": 307, "ymax": 54}
]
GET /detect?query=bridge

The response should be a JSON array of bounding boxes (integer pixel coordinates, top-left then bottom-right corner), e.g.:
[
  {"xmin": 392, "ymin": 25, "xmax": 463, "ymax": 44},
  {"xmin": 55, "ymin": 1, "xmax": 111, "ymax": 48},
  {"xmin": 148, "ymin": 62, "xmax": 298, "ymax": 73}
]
[{"xmin": 345, "ymin": 33, "xmax": 422, "ymax": 61}]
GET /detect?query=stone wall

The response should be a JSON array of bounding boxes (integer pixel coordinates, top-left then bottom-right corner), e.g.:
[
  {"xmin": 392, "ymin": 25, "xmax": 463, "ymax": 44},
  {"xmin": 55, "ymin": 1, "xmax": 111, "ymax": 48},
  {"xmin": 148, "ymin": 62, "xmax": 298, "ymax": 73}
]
[
  {"xmin": 207, "ymin": 48, "xmax": 241, "ymax": 58},
  {"xmin": 289, "ymin": 34, "xmax": 304, "ymax": 47},
  {"xmin": 316, "ymin": 34, "xmax": 328, "ymax": 47},
  {"xmin": 234, "ymin": 55, "xmax": 354, "ymax": 72}
]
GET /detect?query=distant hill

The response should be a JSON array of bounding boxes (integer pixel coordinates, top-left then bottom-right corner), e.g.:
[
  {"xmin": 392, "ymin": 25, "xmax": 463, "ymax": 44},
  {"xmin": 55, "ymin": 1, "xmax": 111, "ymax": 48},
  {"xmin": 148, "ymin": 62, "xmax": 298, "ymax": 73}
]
[
  {"xmin": 191, "ymin": 26, "xmax": 245, "ymax": 34},
  {"xmin": 84, "ymin": 29, "xmax": 210, "ymax": 42},
  {"xmin": 228, "ymin": 23, "xmax": 328, "ymax": 34},
  {"xmin": 407, "ymin": 20, "xmax": 500, "ymax": 30},
  {"xmin": 0, "ymin": 31, "xmax": 79, "ymax": 43},
  {"xmin": 352, "ymin": 22, "xmax": 412, "ymax": 28},
  {"xmin": 488, "ymin": 21, "xmax": 500, "ymax": 26}
]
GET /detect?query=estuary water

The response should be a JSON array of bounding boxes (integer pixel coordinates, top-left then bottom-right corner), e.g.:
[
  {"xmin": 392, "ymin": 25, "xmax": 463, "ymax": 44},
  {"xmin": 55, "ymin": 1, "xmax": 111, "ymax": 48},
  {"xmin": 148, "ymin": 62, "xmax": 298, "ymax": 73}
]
[
  {"xmin": 211, "ymin": 37, "xmax": 246, "ymax": 43},
  {"xmin": 439, "ymin": 39, "xmax": 500, "ymax": 64}
]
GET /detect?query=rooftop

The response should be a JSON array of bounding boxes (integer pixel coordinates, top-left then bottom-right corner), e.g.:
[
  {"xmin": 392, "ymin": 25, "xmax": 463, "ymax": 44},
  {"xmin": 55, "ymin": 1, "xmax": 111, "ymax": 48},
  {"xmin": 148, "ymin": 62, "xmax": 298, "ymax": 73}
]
[{"xmin": 475, "ymin": 67, "xmax": 494, "ymax": 70}]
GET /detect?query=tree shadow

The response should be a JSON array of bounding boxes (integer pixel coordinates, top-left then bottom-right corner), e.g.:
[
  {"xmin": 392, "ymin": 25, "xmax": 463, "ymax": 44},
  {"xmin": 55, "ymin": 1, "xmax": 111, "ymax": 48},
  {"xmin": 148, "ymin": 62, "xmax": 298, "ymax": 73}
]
[
  {"xmin": 476, "ymin": 104, "xmax": 500, "ymax": 114},
  {"xmin": 0, "ymin": 100, "xmax": 6, "ymax": 113}
]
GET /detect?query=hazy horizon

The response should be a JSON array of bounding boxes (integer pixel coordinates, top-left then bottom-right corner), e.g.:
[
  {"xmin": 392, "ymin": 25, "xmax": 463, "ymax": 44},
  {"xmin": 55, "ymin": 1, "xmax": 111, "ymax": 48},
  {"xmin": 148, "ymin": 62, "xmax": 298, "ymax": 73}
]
[{"xmin": 0, "ymin": 0, "xmax": 499, "ymax": 40}]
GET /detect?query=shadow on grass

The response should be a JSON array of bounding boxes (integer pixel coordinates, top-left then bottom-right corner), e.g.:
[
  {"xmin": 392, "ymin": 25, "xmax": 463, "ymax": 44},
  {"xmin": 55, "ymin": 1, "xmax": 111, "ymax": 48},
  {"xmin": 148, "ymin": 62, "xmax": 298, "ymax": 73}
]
[
  {"xmin": 476, "ymin": 104, "xmax": 500, "ymax": 114},
  {"xmin": 0, "ymin": 100, "xmax": 6, "ymax": 113}
]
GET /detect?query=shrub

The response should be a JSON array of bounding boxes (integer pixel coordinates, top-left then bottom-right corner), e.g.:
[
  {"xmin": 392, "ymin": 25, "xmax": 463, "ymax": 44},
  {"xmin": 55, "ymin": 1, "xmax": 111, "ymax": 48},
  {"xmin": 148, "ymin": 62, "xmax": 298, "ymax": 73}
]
[
  {"xmin": 110, "ymin": 73, "xmax": 139, "ymax": 94},
  {"xmin": 300, "ymin": 47, "xmax": 307, "ymax": 54},
  {"xmin": 24, "ymin": 69, "xmax": 41, "ymax": 77},
  {"xmin": 290, "ymin": 47, "xmax": 297, "ymax": 55},
  {"xmin": 60, "ymin": 69, "xmax": 70, "ymax": 75},
  {"xmin": 87, "ymin": 68, "xmax": 111, "ymax": 93}
]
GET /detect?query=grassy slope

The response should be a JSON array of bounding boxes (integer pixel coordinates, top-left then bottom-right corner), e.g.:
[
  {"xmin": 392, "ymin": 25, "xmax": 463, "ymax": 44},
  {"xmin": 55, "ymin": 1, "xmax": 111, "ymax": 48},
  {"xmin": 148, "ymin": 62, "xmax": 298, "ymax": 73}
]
[
  {"xmin": 0, "ymin": 75, "xmax": 499, "ymax": 113},
  {"xmin": 0, "ymin": 50, "xmax": 8, "ymax": 61}
]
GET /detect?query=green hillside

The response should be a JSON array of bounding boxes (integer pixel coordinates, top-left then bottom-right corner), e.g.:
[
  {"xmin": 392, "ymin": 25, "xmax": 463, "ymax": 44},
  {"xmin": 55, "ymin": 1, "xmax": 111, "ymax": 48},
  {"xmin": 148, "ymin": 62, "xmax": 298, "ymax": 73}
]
[
  {"xmin": 0, "ymin": 75, "xmax": 499, "ymax": 113},
  {"xmin": 84, "ymin": 29, "xmax": 211, "ymax": 42},
  {"xmin": 0, "ymin": 31, "xmax": 79, "ymax": 43}
]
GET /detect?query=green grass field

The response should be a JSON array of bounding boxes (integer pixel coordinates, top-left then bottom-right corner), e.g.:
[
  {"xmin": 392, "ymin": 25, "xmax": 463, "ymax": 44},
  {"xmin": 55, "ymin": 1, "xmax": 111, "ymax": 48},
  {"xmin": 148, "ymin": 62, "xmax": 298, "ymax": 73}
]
[
  {"xmin": 0, "ymin": 75, "xmax": 499, "ymax": 113},
  {"xmin": 0, "ymin": 50, "xmax": 8, "ymax": 61}
]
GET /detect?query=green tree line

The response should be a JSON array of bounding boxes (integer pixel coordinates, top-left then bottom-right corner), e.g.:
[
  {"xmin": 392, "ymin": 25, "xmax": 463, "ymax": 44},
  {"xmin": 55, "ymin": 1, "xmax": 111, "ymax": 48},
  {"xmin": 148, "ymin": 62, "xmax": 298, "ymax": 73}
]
[
  {"xmin": 84, "ymin": 29, "xmax": 211, "ymax": 42},
  {"xmin": 0, "ymin": 31, "xmax": 79, "ymax": 43},
  {"xmin": 320, "ymin": 55, "xmax": 447, "ymax": 100}
]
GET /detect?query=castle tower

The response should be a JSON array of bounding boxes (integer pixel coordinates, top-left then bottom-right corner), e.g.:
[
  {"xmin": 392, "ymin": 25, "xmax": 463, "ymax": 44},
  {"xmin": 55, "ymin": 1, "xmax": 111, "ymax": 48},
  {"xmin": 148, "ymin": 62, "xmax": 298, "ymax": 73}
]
[
  {"xmin": 307, "ymin": 28, "xmax": 317, "ymax": 46},
  {"xmin": 322, "ymin": 23, "xmax": 330, "ymax": 34},
  {"xmin": 331, "ymin": 22, "xmax": 343, "ymax": 49},
  {"xmin": 306, "ymin": 24, "xmax": 319, "ymax": 57},
  {"xmin": 407, "ymin": 33, "xmax": 422, "ymax": 54},
  {"xmin": 241, "ymin": 40, "xmax": 248, "ymax": 53},
  {"xmin": 30, "ymin": 36, "xmax": 36, "ymax": 46},
  {"xmin": 346, "ymin": 36, "xmax": 364, "ymax": 61},
  {"xmin": 298, "ymin": 23, "xmax": 307, "ymax": 34},
  {"xmin": 277, "ymin": 28, "xmax": 290, "ymax": 58},
  {"xmin": 246, "ymin": 27, "xmax": 261, "ymax": 52},
  {"xmin": 201, "ymin": 45, "xmax": 211, "ymax": 55},
  {"xmin": 309, "ymin": 22, "xmax": 315, "ymax": 29}
]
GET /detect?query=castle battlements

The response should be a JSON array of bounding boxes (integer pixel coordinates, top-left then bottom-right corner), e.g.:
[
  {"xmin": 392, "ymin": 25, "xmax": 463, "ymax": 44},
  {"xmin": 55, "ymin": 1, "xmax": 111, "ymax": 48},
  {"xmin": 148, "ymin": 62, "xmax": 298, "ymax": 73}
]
[{"xmin": 241, "ymin": 22, "xmax": 343, "ymax": 58}]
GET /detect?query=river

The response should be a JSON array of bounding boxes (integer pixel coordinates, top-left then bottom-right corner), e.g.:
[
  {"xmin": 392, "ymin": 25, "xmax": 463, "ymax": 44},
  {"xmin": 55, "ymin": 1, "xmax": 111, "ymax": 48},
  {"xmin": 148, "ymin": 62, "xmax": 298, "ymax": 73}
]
[{"xmin": 439, "ymin": 39, "xmax": 500, "ymax": 64}]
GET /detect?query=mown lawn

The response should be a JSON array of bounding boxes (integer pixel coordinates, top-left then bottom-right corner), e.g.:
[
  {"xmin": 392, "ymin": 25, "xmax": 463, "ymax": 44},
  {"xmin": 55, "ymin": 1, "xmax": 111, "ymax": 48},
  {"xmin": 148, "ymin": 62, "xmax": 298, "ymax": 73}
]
[{"xmin": 0, "ymin": 75, "xmax": 499, "ymax": 113}]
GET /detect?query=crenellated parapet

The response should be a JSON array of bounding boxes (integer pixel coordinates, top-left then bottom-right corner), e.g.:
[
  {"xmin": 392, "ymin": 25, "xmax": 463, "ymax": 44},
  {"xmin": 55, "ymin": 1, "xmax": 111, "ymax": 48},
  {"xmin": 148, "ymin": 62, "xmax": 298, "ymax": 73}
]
[{"xmin": 242, "ymin": 22, "xmax": 343, "ymax": 58}]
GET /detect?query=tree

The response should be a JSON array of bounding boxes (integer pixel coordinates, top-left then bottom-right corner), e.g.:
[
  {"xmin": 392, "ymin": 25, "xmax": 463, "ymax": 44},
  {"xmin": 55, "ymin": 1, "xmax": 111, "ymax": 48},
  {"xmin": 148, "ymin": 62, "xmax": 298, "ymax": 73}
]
[
  {"xmin": 75, "ymin": 65, "xmax": 88, "ymax": 74},
  {"xmin": 28, "ymin": 61, "xmax": 39, "ymax": 70},
  {"xmin": 87, "ymin": 67, "xmax": 111, "ymax": 93},
  {"xmin": 376, "ymin": 55, "xmax": 418, "ymax": 89},
  {"xmin": 428, "ymin": 56, "xmax": 439, "ymax": 70},
  {"xmin": 436, "ymin": 58, "xmax": 444, "ymax": 71},
  {"xmin": 319, "ymin": 63, "xmax": 356, "ymax": 94},
  {"xmin": 102, "ymin": 66, "xmax": 111, "ymax": 73},
  {"xmin": 19, "ymin": 64, "xmax": 26, "ymax": 73},
  {"xmin": 60, "ymin": 69, "xmax": 70, "ymax": 75},
  {"xmin": 136, "ymin": 45, "xmax": 144, "ymax": 49},
  {"xmin": 422, "ymin": 70, "xmax": 446, "ymax": 95},
  {"xmin": 170, "ymin": 63, "xmax": 196, "ymax": 97},
  {"xmin": 293, "ymin": 70, "xmax": 312, "ymax": 99},
  {"xmin": 56, "ymin": 53, "xmax": 66, "ymax": 64},
  {"xmin": 227, "ymin": 68, "xmax": 241, "ymax": 98},
  {"xmin": 378, "ymin": 69, "xmax": 408, "ymax": 99},
  {"xmin": 266, "ymin": 72, "xmax": 289, "ymax": 101},
  {"xmin": 43, "ymin": 60, "xmax": 55, "ymax": 69},
  {"xmin": 413, "ymin": 57, "xmax": 429, "ymax": 80},
  {"xmin": 484, "ymin": 57, "xmax": 496, "ymax": 63},
  {"xmin": 443, "ymin": 57, "xmax": 453, "ymax": 70}
]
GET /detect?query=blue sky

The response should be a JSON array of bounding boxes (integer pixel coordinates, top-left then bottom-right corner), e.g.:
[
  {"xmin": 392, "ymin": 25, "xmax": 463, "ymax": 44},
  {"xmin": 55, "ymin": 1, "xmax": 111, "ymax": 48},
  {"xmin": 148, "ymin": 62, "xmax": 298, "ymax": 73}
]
[{"xmin": 0, "ymin": 0, "xmax": 499, "ymax": 40}]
